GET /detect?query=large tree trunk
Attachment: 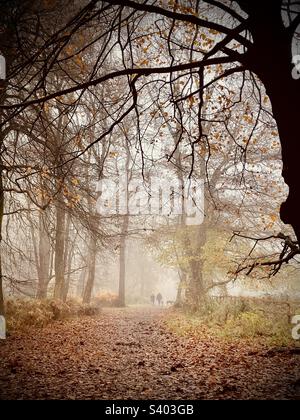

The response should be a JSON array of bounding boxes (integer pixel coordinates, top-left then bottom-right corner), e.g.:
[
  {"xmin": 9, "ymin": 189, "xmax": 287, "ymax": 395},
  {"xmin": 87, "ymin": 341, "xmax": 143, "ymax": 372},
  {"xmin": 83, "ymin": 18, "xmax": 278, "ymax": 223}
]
[
  {"xmin": 0, "ymin": 19, "xmax": 10, "ymax": 317},
  {"xmin": 176, "ymin": 160, "xmax": 207, "ymax": 309},
  {"xmin": 185, "ymin": 221, "xmax": 207, "ymax": 310},
  {"xmin": 264, "ymin": 81, "xmax": 300, "ymax": 241},
  {"xmin": 78, "ymin": 266, "xmax": 87, "ymax": 298},
  {"xmin": 117, "ymin": 140, "xmax": 130, "ymax": 308},
  {"xmin": 62, "ymin": 213, "xmax": 72, "ymax": 301},
  {"xmin": 169, "ymin": 99, "xmax": 210, "ymax": 309},
  {"xmin": 63, "ymin": 241, "xmax": 75, "ymax": 302},
  {"xmin": 36, "ymin": 210, "xmax": 51, "ymax": 299},
  {"xmin": 236, "ymin": 0, "xmax": 300, "ymax": 242},
  {"xmin": 82, "ymin": 234, "xmax": 97, "ymax": 304},
  {"xmin": 175, "ymin": 271, "xmax": 187, "ymax": 306},
  {"xmin": 118, "ymin": 215, "xmax": 129, "ymax": 307},
  {"xmin": 0, "ymin": 259, "xmax": 4, "ymax": 317},
  {"xmin": 0, "ymin": 163, "xmax": 4, "ymax": 316},
  {"xmin": 140, "ymin": 260, "xmax": 145, "ymax": 298},
  {"xmin": 53, "ymin": 200, "xmax": 66, "ymax": 300}
]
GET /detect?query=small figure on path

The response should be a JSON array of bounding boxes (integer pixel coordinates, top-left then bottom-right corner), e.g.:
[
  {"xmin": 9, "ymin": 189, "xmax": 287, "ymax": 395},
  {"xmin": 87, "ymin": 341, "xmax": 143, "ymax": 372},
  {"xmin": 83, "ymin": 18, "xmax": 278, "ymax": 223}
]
[
  {"xmin": 150, "ymin": 294, "xmax": 155, "ymax": 305},
  {"xmin": 156, "ymin": 293, "xmax": 163, "ymax": 306}
]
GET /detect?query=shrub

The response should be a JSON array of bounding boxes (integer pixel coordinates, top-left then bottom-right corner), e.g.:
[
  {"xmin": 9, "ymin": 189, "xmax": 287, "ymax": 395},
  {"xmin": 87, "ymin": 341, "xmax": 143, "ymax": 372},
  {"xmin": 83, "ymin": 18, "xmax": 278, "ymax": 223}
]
[
  {"xmin": 219, "ymin": 311, "xmax": 293, "ymax": 346},
  {"xmin": 199, "ymin": 298, "xmax": 250, "ymax": 324},
  {"xmin": 5, "ymin": 298, "xmax": 101, "ymax": 332},
  {"xmin": 169, "ymin": 297, "xmax": 296, "ymax": 346},
  {"xmin": 6, "ymin": 299, "xmax": 54, "ymax": 330},
  {"xmin": 222, "ymin": 311, "xmax": 273, "ymax": 338},
  {"xmin": 93, "ymin": 291, "xmax": 119, "ymax": 307}
]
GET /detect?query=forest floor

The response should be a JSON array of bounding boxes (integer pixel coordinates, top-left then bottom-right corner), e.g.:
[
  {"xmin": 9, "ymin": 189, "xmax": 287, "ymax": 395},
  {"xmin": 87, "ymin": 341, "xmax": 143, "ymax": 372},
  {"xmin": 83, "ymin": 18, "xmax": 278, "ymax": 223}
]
[{"xmin": 0, "ymin": 306, "xmax": 300, "ymax": 400}]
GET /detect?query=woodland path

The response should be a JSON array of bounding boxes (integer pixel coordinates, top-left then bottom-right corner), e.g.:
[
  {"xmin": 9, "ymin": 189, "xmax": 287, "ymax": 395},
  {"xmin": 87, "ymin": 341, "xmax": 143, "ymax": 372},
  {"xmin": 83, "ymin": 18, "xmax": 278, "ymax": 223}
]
[{"xmin": 0, "ymin": 306, "xmax": 299, "ymax": 400}]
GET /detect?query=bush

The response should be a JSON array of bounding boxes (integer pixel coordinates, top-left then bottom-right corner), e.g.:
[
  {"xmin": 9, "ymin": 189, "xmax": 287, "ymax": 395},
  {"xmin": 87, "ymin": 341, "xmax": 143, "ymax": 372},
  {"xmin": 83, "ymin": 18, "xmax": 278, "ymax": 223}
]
[
  {"xmin": 6, "ymin": 299, "xmax": 54, "ymax": 330},
  {"xmin": 222, "ymin": 311, "xmax": 273, "ymax": 338},
  {"xmin": 198, "ymin": 298, "xmax": 250, "ymax": 324},
  {"xmin": 168, "ymin": 297, "xmax": 296, "ymax": 347},
  {"xmin": 219, "ymin": 311, "xmax": 293, "ymax": 346},
  {"xmin": 93, "ymin": 291, "xmax": 119, "ymax": 307},
  {"xmin": 5, "ymin": 298, "xmax": 101, "ymax": 332}
]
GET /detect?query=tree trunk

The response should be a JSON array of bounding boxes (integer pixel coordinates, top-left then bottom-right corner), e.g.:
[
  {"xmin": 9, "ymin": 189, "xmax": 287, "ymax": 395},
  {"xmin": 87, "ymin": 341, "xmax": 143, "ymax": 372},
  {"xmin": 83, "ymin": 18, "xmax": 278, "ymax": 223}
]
[
  {"xmin": 170, "ymin": 103, "xmax": 209, "ymax": 309},
  {"xmin": 0, "ymin": 142, "xmax": 4, "ymax": 316},
  {"xmin": 140, "ymin": 260, "xmax": 146, "ymax": 299},
  {"xmin": 186, "ymin": 222, "xmax": 207, "ymax": 310},
  {"xmin": 117, "ymin": 139, "xmax": 130, "ymax": 307},
  {"xmin": 78, "ymin": 266, "xmax": 87, "ymax": 298},
  {"xmin": 188, "ymin": 263, "xmax": 204, "ymax": 309},
  {"xmin": 36, "ymin": 210, "xmax": 51, "ymax": 299},
  {"xmin": 62, "ymin": 243, "xmax": 74, "ymax": 302},
  {"xmin": 0, "ymin": 256, "xmax": 4, "ymax": 317},
  {"xmin": 236, "ymin": 0, "xmax": 300, "ymax": 242},
  {"xmin": 54, "ymin": 200, "xmax": 66, "ymax": 300},
  {"xmin": 175, "ymin": 271, "xmax": 187, "ymax": 306},
  {"xmin": 83, "ymin": 234, "xmax": 97, "ymax": 304},
  {"xmin": 62, "ymin": 213, "xmax": 72, "ymax": 302},
  {"xmin": 0, "ymin": 34, "xmax": 9, "ymax": 317},
  {"xmin": 0, "ymin": 236, "xmax": 4, "ymax": 317},
  {"xmin": 118, "ymin": 215, "xmax": 128, "ymax": 307},
  {"xmin": 264, "ymin": 82, "xmax": 300, "ymax": 241}
]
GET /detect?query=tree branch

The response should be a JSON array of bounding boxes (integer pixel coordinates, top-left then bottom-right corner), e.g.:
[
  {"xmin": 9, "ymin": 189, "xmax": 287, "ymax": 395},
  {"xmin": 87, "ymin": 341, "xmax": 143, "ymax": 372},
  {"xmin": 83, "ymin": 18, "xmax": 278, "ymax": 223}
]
[
  {"xmin": 105, "ymin": 0, "xmax": 252, "ymax": 47},
  {"xmin": 0, "ymin": 56, "xmax": 241, "ymax": 111},
  {"xmin": 202, "ymin": 0, "xmax": 247, "ymax": 23}
]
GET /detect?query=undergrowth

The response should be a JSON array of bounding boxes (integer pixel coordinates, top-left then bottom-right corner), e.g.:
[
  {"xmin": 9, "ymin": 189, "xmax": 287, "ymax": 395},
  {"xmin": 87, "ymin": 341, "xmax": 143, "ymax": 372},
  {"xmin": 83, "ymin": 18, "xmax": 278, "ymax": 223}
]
[
  {"xmin": 5, "ymin": 298, "xmax": 100, "ymax": 332},
  {"xmin": 166, "ymin": 298, "xmax": 300, "ymax": 347}
]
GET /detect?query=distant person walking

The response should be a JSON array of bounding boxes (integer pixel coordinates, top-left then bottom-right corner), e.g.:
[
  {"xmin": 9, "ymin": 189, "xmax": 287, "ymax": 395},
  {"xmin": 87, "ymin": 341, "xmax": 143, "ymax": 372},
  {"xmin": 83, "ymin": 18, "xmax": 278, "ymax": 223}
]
[
  {"xmin": 150, "ymin": 294, "xmax": 155, "ymax": 305},
  {"xmin": 156, "ymin": 293, "xmax": 163, "ymax": 306}
]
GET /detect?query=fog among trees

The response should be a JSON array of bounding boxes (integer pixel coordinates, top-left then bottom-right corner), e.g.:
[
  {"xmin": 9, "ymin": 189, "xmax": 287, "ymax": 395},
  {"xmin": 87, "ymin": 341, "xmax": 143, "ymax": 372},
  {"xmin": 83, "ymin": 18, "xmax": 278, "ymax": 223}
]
[{"xmin": 0, "ymin": 0, "xmax": 300, "ymax": 401}]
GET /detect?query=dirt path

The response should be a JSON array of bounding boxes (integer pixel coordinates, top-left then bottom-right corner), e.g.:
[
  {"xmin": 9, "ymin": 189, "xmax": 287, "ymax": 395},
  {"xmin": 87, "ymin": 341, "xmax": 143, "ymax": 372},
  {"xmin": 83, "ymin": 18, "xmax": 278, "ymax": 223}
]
[{"xmin": 0, "ymin": 307, "xmax": 299, "ymax": 400}]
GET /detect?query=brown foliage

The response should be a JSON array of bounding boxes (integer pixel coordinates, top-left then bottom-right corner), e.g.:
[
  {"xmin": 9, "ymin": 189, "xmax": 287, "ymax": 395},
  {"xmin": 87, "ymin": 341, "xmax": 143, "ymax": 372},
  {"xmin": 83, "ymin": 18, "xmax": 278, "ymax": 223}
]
[
  {"xmin": 5, "ymin": 298, "xmax": 100, "ymax": 331},
  {"xmin": 0, "ymin": 307, "xmax": 299, "ymax": 400}
]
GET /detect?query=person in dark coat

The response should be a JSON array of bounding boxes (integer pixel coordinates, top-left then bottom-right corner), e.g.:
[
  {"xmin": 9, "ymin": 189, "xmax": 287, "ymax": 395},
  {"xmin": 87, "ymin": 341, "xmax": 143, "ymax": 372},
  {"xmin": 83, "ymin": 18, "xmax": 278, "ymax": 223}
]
[{"xmin": 156, "ymin": 293, "xmax": 163, "ymax": 306}]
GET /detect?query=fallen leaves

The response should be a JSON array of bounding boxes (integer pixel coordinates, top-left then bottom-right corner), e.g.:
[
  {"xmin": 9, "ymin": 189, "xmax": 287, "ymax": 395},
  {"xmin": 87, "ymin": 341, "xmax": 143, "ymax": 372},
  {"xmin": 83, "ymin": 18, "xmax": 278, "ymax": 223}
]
[{"xmin": 0, "ymin": 307, "xmax": 299, "ymax": 400}]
